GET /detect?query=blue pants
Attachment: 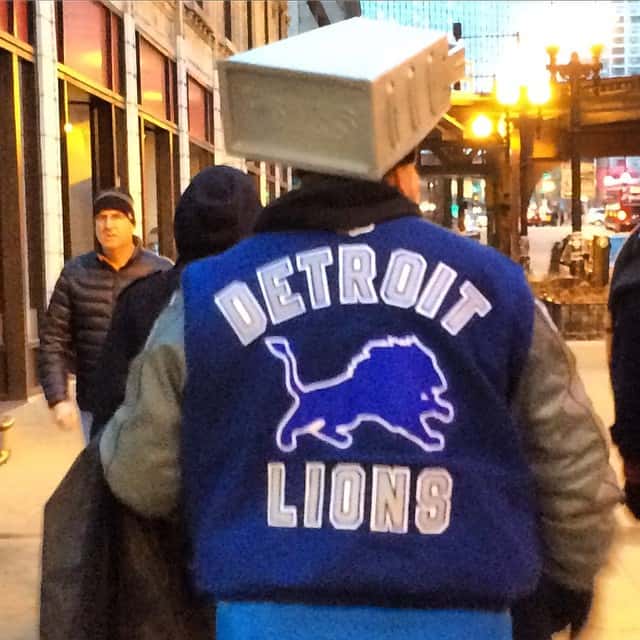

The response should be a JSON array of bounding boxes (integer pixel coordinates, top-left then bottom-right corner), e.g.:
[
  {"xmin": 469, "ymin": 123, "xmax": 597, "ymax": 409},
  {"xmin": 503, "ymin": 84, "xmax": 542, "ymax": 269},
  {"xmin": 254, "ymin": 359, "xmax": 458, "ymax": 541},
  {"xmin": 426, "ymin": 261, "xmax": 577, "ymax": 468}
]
[{"xmin": 217, "ymin": 601, "xmax": 512, "ymax": 640}]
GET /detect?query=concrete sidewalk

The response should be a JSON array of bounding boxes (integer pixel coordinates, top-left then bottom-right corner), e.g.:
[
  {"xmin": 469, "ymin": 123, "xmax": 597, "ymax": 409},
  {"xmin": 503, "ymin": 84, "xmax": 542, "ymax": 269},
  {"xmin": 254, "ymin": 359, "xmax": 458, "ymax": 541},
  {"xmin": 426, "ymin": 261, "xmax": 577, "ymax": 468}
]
[
  {"xmin": 1, "ymin": 341, "xmax": 639, "ymax": 640},
  {"xmin": 560, "ymin": 341, "xmax": 640, "ymax": 640},
  {"xmin": 1, "ymin": 395, "xmax": 83, "ymax": 640}
]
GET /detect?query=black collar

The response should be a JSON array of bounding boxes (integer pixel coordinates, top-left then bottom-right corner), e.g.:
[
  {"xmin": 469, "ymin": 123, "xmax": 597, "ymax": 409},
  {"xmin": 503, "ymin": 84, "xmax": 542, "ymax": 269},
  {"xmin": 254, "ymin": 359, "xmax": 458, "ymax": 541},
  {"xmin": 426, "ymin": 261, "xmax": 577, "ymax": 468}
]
[{"xmin": 254, "ymin": 178, "xmax": 421, "ymax": 233}]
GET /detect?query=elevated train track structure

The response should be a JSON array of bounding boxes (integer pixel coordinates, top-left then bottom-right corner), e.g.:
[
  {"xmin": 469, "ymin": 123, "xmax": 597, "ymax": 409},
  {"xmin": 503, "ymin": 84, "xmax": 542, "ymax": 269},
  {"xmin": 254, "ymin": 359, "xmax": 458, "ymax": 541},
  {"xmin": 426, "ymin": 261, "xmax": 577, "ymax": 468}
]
[{"xmin": 419, "ymin": 74, "xmax": 640, "ymax": 255}]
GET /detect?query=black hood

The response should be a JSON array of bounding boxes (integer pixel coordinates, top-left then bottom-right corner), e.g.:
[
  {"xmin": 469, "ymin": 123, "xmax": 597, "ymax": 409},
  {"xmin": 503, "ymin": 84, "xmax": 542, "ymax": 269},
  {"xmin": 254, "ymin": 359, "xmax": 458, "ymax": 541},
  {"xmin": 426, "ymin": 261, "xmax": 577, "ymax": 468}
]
[
  {"xmin": 254, "ymin": 176, "xmax": 421, "ymax": 233},
  {"xmin": 173, "ymin": 165, "xmax": 261, "ymax": 264},
  {"xmin": 610, "ymin": 228, "xmax": 640, "ymax": 308}
]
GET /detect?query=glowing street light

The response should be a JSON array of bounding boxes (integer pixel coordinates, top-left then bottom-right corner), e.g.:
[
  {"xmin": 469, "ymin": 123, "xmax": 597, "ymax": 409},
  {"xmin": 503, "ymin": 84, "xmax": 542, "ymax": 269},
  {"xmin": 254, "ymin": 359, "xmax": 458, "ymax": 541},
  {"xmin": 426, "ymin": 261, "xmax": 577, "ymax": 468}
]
[
  {"xmin": 526, "ymin": 76, "xmax": 552, "ymax": 106},
  {"xmin": 469, "ymin": 113, "xmax": 493, "ymax": 139},
  {"xmin": 496, "ymin": 82, "xmax": 519, "ymax": 108}
]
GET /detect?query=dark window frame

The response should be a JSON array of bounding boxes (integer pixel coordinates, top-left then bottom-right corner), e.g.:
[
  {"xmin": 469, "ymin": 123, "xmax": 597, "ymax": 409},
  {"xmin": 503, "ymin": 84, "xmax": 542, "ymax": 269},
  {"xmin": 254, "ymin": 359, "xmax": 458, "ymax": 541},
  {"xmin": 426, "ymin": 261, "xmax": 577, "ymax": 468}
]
[
  {"xmin": 224, "ymin": 0, "xmax": 232, "ymax": 42},
  {"xmin": 277, "ymin": 6, "xmax": 283, "ymax": 41},
  {"xmin": 105, "ymin": 12, "xmax": 123, "ymax": 95},
  {"xmin": 246, "ymin": 0, "xmax": 253, "ymax": 49},
  {"xmin": 164, "ymin": 58, "xmax": 178, "ymax": 123},
  {"xmin": 263, "ymin": 1, "xmax": 269, "ymax": 44}
]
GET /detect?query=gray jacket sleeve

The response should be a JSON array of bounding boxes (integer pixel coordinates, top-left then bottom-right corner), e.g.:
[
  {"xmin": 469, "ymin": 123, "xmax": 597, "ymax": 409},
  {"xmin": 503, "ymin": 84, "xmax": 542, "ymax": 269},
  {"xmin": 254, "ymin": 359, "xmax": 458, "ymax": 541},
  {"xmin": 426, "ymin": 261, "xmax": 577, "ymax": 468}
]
[
  {"xmin": 512, "ymin": 301, "xmax": 621, "ymax": 591},
  {"xmin": 100, "ymin": 292, "xmax": 186, "ymax": 518}
]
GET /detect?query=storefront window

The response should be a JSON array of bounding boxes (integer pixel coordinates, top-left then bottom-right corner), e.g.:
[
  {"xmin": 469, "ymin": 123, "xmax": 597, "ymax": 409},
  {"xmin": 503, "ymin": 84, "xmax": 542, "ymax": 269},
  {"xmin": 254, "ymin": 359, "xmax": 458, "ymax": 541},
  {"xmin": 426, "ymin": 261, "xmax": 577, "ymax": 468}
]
[
  {"xmin": 61, "ymin": 0, "xmax": 110, "ymax": 88},
  {"xmin": 188, "ymin": 76, "xmax": 206, "ymax": 142},
  {"xmin": 267, "ymin": 179, "xmax": 276, "ymax": 203},
  {"xmin": 14, "ymin": 0, "xmax": 28, "ymax": 42},
  {"xmin": 0, "ymin": 1, "xmax": 9, "ymax": 34},
  {"xmin": 138, "ymin": 38, "xmax": 172, "ymax": 120},
  {"xmin": 190, "ymin": 142, "xmax": 213, "ymax": 178},
  {"xmin": 264, "ymin": 162, "xmax": 277, "ymax": 203},
  {"xmin": 20, "ymin": 60, "xmax": 45, "ymax": 340},
  {"xmin": 0, "ymin": 0, "xmax": 31, "ymax": 43},
  {"xmin": 0, "ymin": 50, "xmax": 43, "ymax": 397},
  {"xmin": 188, "ymin": 76, "xmax": 213, "ymax": 145},
  {"xmin": 248, "ymin": 168, "xmax": 260, "ymax": 200}
]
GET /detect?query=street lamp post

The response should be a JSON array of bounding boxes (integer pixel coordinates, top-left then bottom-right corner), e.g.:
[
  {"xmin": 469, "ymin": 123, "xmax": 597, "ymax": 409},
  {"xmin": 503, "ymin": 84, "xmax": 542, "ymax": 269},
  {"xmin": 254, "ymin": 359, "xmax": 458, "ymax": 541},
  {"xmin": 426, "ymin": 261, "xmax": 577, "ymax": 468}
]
[
  {"xmin": 496, "ymin": 80, "xmax": 549, "ymax": 269},
  {"xmin": 546, "ymin": 44, "xmax": 603, "ymax": 234}
]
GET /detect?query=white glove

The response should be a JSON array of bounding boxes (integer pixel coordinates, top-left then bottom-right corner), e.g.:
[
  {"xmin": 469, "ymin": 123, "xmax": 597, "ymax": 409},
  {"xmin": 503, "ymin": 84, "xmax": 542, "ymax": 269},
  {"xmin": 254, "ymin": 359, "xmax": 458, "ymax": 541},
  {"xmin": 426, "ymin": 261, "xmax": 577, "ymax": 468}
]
[{"xmin": 52, "ymin": 400, "xmax": 80, "ymax": 431}]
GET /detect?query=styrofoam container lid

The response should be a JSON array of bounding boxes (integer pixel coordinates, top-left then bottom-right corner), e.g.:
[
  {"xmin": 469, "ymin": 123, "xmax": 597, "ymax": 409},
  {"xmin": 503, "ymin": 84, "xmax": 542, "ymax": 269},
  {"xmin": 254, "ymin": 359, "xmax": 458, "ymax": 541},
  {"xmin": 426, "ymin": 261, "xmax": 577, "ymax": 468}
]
[
  {"xmin": 219, "ymin": 17, "xmax": 464, "ymax": 180},
  {"xmin": 230, "ymin": 18, "xmax": 448, "ymax": 81}
]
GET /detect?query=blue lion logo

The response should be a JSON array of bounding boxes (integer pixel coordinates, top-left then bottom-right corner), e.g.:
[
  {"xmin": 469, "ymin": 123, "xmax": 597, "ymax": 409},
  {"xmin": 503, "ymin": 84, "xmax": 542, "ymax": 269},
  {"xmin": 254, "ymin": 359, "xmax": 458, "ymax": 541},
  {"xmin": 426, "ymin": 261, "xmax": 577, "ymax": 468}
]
[{"xmin": 265, "ymin": 335, "xmax": 454, "ymax": 453}]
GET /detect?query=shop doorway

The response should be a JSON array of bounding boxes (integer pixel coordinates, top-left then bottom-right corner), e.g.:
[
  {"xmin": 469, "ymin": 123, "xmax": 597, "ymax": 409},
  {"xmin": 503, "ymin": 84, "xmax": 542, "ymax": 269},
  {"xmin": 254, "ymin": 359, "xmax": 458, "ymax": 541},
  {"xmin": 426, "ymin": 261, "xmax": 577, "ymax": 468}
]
[
  {"xmin": 0, "ymin": 52, "xmax": 45, "ymax": 398},
  {"xmin": 142, "ymin": 125, "xmax": 159, "ymax": 251},
  {"xmin": 141, "ymin": 120, "xmax": 179, "ymax": 260},
  {"xmin": 190, "ymin": 142, "xmax": 214, "ymax": 178}
]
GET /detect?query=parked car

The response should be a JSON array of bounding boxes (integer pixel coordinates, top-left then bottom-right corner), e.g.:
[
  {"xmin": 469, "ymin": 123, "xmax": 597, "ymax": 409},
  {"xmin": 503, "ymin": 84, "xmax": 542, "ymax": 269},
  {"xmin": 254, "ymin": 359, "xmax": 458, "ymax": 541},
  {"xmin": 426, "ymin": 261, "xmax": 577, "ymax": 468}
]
[
  {"xmin": 604, "ymin": 202, "xmax": 640, "ymax": 232},
  {"xmin": 527, "ymin": 203, "xmax": 555, "ymax": 226},
  {"xmin": 585, "ymin": 207, "xmax": 605, "ymax": 225}
]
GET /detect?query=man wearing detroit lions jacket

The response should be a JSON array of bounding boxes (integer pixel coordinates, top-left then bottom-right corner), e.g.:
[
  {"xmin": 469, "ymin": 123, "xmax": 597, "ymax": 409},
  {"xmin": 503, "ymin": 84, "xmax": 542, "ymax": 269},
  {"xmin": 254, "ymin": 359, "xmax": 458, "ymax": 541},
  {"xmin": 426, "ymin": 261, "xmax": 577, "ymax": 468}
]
[
  {"xmin": 100, "ymin": 20, "xmax": 620, "ymax": 640},
  {"xmin": 101, "ymin": 168, "xmax": 619, "ymax": 637}
]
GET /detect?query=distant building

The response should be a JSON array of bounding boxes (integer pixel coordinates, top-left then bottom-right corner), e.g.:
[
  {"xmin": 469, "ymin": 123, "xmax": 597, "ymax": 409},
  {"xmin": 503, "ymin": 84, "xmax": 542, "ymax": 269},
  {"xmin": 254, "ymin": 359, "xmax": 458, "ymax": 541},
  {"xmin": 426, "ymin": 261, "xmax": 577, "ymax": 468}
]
[
  {"xmin": 360, "ymin": 1, "xmax": 639, "ymax": 92},
  {"xmin": 0, "ymin": 0, "xmax": 289, "ymax": 401},
  {"xmin": 360, "ymin": 1, "xmax": 519, "ymax": 93},
  {"xmin": 602, "ymin": 0, "xmax": 640, "ymax": 76},
  {"xmin": 593, "ymin": 0, "xmax": 640, "ymax": 196}
]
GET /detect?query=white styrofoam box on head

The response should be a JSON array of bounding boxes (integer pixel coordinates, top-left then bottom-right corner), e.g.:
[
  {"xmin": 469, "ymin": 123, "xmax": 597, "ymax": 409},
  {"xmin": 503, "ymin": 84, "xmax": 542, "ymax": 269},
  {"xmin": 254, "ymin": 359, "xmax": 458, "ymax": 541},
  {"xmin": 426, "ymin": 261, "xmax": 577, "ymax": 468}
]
[{"xmin": 218, "ymin": 17, "xmax": 464, "ymax": 181}]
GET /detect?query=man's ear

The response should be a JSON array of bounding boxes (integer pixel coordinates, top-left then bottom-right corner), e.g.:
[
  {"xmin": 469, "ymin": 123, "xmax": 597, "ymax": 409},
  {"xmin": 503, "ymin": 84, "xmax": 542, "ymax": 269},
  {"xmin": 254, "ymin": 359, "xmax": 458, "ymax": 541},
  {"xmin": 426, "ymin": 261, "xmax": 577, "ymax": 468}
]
[
  {"xmin": 384, "ymin": 166, "xmax": 400, "ymax": 190},
  {"xmin": 384, "ymin": 163, "xmax": 420, "ymax": 204}
]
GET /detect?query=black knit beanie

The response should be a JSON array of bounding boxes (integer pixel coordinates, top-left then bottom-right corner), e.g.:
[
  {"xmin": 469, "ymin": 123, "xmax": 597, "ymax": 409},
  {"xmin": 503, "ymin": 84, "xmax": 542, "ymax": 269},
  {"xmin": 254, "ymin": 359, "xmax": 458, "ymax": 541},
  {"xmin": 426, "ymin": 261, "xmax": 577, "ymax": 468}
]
[
  {"xmin": 173, "ymin": 165, "xmax": 261, "ymax": 264},
  {"xmin": 93, "ymin": 188, "xmax": 135, "ymax": 224}
]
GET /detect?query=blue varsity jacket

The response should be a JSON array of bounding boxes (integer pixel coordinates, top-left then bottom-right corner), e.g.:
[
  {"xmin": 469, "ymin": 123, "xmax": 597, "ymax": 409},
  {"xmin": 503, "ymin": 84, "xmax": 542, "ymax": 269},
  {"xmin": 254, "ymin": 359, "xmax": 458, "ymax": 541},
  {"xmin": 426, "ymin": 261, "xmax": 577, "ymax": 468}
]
[{"xmin": 181, "ymin": 215, "xmax": 541, "ymax": 611}]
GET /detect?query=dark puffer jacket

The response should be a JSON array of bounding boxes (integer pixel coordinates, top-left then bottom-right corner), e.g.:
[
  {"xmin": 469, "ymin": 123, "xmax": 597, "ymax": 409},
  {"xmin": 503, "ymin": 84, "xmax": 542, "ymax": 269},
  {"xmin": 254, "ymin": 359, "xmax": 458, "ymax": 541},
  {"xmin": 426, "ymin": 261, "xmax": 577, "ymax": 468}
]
[{"xmin": 38, "ymin": 241, "xmax": 172, "ymax": 410}]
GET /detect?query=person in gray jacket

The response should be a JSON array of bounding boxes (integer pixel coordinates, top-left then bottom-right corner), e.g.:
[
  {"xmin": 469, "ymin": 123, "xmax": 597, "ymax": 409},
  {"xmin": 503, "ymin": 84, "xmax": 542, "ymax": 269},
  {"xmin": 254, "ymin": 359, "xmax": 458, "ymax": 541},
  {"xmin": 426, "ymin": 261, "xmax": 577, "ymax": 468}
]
[
  {"xmin": 100, "ymin": 19, "xmax": 620, "ymax": 640},
  {"xmin": 101, "ymin": 283, "xmax": 620, "ymax": 639}
]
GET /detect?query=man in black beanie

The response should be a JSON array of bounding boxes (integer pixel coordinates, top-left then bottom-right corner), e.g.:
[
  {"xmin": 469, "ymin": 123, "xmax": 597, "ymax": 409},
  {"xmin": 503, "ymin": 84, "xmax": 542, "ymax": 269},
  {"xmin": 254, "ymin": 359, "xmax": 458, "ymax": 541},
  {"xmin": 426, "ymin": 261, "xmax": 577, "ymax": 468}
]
[
  {"xmin": 90, "ymin": 166, "xmax": 261, "ymax": 436},
  {"xmin": 38, "ymin": 187, "xmax": 172, "ymax": 440}
]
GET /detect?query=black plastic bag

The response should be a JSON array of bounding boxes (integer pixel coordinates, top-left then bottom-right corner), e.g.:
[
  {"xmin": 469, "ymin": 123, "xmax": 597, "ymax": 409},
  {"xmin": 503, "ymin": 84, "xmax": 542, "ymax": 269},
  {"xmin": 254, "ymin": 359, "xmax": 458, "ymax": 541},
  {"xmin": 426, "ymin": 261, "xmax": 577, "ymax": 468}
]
[
  {"xmin": 40, "ymin": 440, "xmax": 116, "ymax": 640},
  {"xmin": 40, "ymin": 440, "xmax": 214, "ymax": 640}
]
